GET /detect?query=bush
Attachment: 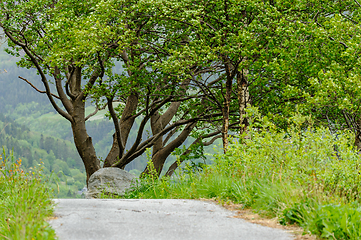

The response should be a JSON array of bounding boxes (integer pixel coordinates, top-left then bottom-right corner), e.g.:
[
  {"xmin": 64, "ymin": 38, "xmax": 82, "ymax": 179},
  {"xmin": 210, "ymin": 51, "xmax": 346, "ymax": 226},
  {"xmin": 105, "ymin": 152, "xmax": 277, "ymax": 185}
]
[
  {"xmin": 66, "ymin": 177, "xmax": 75, "ymax": 185},
  {"xmin": 120, "ymin": 110, "xmax": 361, "ymax": 239},
  {"xmin": 73, "ymin": 172, "xmax": 85, "ymax": 184},
  {"xmin": 75, "ymin": 181, "xmax": 85, "ymax": 190},
  {"xmin": 54, "ymin": 159, "xmax": 70, "ymax": 176}
]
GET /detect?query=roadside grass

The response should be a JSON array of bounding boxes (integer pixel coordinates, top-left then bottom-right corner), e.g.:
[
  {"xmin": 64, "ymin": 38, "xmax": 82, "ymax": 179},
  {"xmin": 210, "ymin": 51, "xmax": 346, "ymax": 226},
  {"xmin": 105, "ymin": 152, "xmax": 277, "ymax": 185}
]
[
  {"xmin": 120, "ymin": 112, "xmax": 361, "ymax": 239},
  {"xmin": 0, "ymin": 150, "xmax": 57, "ymax": 240}
]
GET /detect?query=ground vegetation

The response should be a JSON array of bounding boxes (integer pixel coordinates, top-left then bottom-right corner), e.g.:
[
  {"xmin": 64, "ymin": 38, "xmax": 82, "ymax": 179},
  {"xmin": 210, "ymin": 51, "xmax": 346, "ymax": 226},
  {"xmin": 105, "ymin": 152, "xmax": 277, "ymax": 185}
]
[{"xmin": 0, "ymin": 150, "xmax": 57, "ymax": 239}]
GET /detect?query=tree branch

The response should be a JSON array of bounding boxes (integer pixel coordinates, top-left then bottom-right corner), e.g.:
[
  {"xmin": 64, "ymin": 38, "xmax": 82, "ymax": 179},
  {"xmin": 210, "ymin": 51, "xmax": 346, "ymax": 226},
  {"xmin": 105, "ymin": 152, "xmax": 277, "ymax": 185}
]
[
  {"xmin": 3, "ymin": 26, "xmax": 73, "ymax": 122},
  {"xmin": 354, "ymin": 0, "xmax": 361, "ymax": 8},
  {"xmin": 80, "ymin": 53, "xmax": 106, "ymax": 100},
  {"xmin": 85, "ymin": 103, "xmax": 106, "ymax": 121},
  {"xmin": 164, "ymin": 130, "xmax": 222, "ymax": 177},
  {"xmin": 113, "ymin": 118, "xmax": 199, "ymax": 168},
  {"xmin": 112, "ymin": 96, "xmax": 173, "ymax": 167},
  {"xmin": 163, "ymin": 125, "xmax": 180, "ymax": 145},
  {"xmin": 18, "ymin": 76, "xmax": 60, "ymax": 99},
  {"xmin": 54, "ymin": 66, "xmax": 74, "ymax": 113},
  {"xmin": 108, "ymin": 97, "xmax": 125, "ymax": 158}
]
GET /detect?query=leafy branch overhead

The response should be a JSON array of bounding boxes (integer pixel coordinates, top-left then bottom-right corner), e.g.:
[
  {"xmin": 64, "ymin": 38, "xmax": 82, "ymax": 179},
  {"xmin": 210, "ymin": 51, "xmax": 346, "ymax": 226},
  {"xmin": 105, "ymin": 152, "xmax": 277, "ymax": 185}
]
[{"xmin": 1, "ymin": 0, "xmax": 361, "ymax": 181}]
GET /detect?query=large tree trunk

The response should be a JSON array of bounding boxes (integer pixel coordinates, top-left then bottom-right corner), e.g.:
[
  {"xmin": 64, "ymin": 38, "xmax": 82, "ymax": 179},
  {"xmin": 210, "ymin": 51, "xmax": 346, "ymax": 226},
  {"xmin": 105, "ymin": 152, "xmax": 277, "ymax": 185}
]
[
  {"xmin": 142, "ymin": 121, "xmax": 197, "ymax": 177},
  {"xmin": 150, "ymin": 110, "xmax": 164, "ymax": 161},
  {"xmin": 142, "ymin": 101, "xmax": 183, "ymax": 176},
  {"xmin": 67, "ymin": 67, "xmax": 101, "ymax": 184},
  {"xmin": 71, "ymin": 98, "xmax": 100, "ymax": 184},
  {"xmin": 142, "ymin": 79, "xmax": 191, "ymax": 176}
]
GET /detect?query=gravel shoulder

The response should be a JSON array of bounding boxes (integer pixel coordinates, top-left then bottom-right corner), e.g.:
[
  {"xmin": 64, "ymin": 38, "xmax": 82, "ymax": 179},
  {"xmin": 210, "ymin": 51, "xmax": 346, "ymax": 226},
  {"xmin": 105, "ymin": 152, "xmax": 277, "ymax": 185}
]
[{"xmin": 49, "ymin": 199, "xmax": 294, "ymax": 240}]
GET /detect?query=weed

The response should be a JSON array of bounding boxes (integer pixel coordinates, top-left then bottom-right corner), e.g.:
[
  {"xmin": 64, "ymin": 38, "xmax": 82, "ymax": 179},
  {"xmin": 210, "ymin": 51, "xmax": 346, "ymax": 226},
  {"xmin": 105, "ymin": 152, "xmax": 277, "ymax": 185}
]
[
  {"xmin": 0, "ymin": 149, "xmax": 57, "ymax": 239},
  {"xmin": 117, "ymin": 110, "xmax": 361, "ymax": 239}
]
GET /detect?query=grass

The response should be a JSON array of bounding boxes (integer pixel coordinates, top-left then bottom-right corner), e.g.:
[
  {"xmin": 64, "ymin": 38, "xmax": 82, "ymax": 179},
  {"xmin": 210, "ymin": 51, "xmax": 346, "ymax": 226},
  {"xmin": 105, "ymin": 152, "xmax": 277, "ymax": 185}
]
[
  {"xmin": 115, "ymin": 112, "xmax": 361, "ymax": 240},
  {"xmin": 0, "ymin": 150, "xmax": 57, "ymax": 240},
  {"xmin": 3, "ymin": 109, "xmax": 361, "ymax": 239}
]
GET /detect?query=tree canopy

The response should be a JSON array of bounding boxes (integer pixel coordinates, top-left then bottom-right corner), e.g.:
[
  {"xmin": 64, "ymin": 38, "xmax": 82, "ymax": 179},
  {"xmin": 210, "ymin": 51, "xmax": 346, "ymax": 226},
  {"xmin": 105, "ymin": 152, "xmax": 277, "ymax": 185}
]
[{"xmin": 2, "ymin": 0, "xmax": 361, "ymax": 182}]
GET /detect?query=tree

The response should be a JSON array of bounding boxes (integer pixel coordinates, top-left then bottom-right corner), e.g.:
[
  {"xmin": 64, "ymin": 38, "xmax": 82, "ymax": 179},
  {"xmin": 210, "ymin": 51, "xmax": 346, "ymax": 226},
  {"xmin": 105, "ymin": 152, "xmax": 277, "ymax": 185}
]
[
  {"xmin": 153, "ymin": 0, "xmax": 311, "ymax": 151},
  {"xmin": 0, "ymin": 0, "xmax": 107, "ymax": 182},
  {"xmin": 3, "ymin": 0, "xmax": 360, "ymax": 183},
  {"xmin": 0, "ymin": 0, "xmax": 222, "ymax": 181},
  {"xmin": 155, "ymin": 0, "xmax": 361, "ymax": 154},
  {"xmin": 295, "ymin": 6, "xmax": 361, "ymax": 150}
]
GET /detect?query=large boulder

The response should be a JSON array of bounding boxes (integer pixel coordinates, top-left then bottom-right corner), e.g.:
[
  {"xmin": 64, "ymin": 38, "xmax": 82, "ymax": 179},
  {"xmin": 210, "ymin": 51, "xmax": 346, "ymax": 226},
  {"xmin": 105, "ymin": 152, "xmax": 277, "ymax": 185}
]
[{"xmin": 86, "ymin": 167, "xmax": 138, "ymax": 199}]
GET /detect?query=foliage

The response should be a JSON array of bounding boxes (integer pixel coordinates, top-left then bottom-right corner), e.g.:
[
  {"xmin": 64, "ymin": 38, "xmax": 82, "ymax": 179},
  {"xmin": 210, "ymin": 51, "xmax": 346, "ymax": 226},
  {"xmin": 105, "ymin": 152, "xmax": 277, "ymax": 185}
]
[
  {"xmin": 0, "ymin": 149, "xmax": 57, "ymax": 239},
  {"xmin": 118, "ymin": 109, "xmax": 361, "ymax": 239},
  {"xmin": 229, "ymin": 109, "xmax": 361, "ymax": 202},
  {"xmin": 3, "ymin": 5, "xmax": 361, "ymax": 238},
  {"xmin": 3, "ymin": 0, "xmax": 361, "ymax": 178}
]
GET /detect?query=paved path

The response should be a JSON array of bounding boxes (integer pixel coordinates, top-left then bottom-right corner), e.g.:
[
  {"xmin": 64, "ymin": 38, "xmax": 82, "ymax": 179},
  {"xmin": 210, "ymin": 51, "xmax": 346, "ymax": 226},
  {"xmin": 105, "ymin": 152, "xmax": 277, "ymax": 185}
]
[{"xmin": 49, "ymin": 199, "xmax": 293, "ymax": 240}]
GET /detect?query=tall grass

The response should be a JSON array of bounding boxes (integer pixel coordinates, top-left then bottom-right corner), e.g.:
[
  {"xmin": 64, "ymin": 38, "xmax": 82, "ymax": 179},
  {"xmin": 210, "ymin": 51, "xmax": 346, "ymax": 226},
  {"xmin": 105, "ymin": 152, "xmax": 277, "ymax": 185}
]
[
  {"xmin": 0, "ymin": 150, "xmax": 57, "ymax": 240},
  {"xmin": 120, "ymin": 111, "xmax": 361, "ymax": 239}
]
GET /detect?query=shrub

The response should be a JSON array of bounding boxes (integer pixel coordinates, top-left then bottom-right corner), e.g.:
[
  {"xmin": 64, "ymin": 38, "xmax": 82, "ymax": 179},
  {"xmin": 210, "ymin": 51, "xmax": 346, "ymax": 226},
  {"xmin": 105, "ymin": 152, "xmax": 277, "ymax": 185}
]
[
  {"xmin": 121, "ymin": 109, "xmax": 361, "ymax": 239},
  {"xmin": 223, "ymin": 111, "xmax": 360, "ymax": 202},
  {"xmin": 73, "ymin": 172, "xmax": 85, "ymax": 183},
  {"xmin": 66, "ymin": 177, "xmax": 75, "ymax": 185}
]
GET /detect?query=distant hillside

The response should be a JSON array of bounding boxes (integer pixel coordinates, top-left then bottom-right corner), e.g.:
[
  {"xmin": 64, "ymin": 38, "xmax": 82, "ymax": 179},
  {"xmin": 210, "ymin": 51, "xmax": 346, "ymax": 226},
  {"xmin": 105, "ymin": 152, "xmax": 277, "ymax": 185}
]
[
  {"xmin": 0, "ymin": 113, "xmax": 87, "ymax": 197},
  {"xmin": 0, "ymin": 44, "xmax": 51, "ymax": 112}
]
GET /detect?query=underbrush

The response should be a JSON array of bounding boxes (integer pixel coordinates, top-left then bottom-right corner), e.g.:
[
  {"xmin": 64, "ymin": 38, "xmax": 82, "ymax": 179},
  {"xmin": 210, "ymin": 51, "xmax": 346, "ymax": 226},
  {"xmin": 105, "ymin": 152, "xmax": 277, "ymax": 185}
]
[
  {"xmin": 0, "ymin": 150, "xmax": 57, "ymax": 240},
  {"xmin": 121, "ymin": 111, "xmax": 361, "ymax": 239}
]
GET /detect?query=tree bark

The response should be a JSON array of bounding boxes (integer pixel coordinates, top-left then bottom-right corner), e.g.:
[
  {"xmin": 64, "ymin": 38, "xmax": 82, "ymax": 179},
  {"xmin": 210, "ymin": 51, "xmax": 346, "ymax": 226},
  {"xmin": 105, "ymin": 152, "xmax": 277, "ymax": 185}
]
[
  {"xmin": 150, "ymin": 111, "xmax": 164, "ymax": 159},
  {"xmin": 355, "ymin": 133, "xmax": 361, "ymax": 151},
  {"xmin": 65, "ymin": 67, "xmax": 101, "ymax": 184},
  {"xmin": 236, "ymin": 68, "xmax": 250, "ymax": 135},
  {"xmin": 71, "ymin": 97, "xmax": 101, "ymax": 184},
  {"xmin": 355, "ymin": 118, "xmax": 361, "ymax": 152},
  {"xmin": 143, "ymin": 121, "xmax": 197, "ymax": 176},
  {"xmin": 104, "ymin": 92, "xmax": 139, "ymax": 167},
  {"xmin": 164, "ymin": 131, "xmax": 221, "ymax": 177},
  {"xmin": 141, "ymin": 78, "xmax": 190, "ymax": 176},
  {"xmin": 53, "ymin": 65, "xmax": 102, "ymax": 184},
  {"xmin": 222, "ymin": 63, "xmax": 233, "ymax": 153},
  {"xmin": 103, "ymin": 134, "xmax": 121, "ymax": 168}
]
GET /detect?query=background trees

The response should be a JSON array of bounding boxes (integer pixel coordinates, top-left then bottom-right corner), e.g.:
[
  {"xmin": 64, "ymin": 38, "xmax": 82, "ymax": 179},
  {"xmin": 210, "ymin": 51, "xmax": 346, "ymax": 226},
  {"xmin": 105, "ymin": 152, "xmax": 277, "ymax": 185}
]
[{"xmin": 2, "ymin": 0, "xmax": 361, "ymax": 183}]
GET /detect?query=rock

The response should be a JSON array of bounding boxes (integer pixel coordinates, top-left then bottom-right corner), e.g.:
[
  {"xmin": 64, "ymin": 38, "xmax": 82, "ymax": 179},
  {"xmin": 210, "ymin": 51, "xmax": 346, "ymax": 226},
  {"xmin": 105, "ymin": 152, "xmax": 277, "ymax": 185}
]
[{"xmin": 86, "ymin": 167, "xmax": 138, "ymax": 199}]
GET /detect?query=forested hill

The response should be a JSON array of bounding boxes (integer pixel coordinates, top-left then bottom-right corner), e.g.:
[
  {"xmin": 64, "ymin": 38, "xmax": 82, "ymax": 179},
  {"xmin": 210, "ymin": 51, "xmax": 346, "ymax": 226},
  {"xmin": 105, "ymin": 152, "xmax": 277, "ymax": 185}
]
[
  {"xmin": 0, "ymin": 113, "xmax": 89, "ymax": 197},
  {"xmin": 0, "ymin": 45, "xmax": 51, "ymax": 112},
  {"xmin": 0, "ymin": 113, "xmax": 81, "ymax": 168}
]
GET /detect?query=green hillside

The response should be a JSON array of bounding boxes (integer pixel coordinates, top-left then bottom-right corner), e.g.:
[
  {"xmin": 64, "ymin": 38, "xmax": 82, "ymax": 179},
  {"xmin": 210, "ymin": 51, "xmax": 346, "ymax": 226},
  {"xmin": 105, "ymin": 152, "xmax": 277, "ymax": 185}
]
[{"xmin": 0, "ymin": 113, "xmax": 87, "ymax": 197}]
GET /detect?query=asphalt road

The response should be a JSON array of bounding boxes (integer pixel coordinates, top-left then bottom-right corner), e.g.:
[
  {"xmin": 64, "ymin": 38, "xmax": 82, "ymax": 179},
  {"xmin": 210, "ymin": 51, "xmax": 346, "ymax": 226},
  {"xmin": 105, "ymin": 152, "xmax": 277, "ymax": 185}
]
[{"xmin": 49, "ymin": 199, "xmax": 293, "ymax": 240}]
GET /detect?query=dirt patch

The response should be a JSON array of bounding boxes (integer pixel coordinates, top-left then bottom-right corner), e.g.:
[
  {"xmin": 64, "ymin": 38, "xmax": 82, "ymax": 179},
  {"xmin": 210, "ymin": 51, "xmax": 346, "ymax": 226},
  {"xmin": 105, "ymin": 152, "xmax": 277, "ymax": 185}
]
[
  {"xmin": 45, "ymin": 215, "xmax": 59, "ymax": 221},
  {"xmin": 201, "ymin": 199, "xmax": 317, "ymax": 240},
  {"xmin": 228, "ymin": 208, "xmax": 316, "ymax": 240}
]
